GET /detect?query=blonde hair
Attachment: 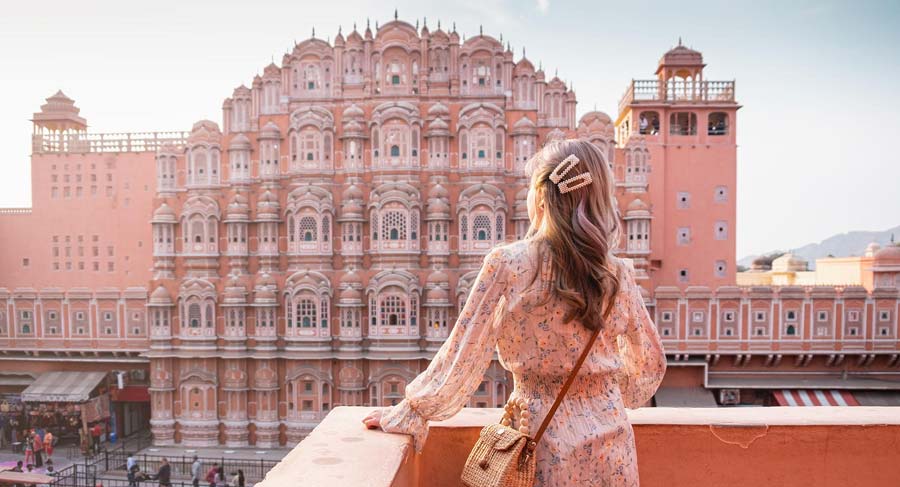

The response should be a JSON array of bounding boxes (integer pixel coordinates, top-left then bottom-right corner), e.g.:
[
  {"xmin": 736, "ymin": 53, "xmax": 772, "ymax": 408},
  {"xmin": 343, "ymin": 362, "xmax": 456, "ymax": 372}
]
[{"xmin": 524, "ymin": 138, "xmax": 621, "ymax": 330}]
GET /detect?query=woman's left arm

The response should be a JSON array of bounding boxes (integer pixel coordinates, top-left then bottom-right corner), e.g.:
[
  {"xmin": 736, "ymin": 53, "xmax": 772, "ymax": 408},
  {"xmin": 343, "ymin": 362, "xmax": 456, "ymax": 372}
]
[{"xmin": 375, "ymin": 247, "xmax": 509, "ymax": 453}]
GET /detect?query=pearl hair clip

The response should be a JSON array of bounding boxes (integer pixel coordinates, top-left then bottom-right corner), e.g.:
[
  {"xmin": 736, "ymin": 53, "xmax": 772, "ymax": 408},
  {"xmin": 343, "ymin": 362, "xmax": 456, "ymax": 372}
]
[{"xmin": 548, "ymin": 154, "xmax": 593, "ymax": 194}]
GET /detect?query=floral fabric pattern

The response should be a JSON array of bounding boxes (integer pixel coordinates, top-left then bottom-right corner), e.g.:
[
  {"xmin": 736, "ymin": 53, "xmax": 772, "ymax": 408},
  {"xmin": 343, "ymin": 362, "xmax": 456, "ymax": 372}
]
[{"xmin": 379, "ymin": 240, "xmax": 667, "ymax": 486}]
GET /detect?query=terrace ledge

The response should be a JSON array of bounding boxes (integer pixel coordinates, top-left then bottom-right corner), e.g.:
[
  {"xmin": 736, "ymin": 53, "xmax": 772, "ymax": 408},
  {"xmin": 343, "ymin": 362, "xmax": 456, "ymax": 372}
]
[{"xmin": 257, "ymin": 406, "xmax": 900, "ymax": 487}]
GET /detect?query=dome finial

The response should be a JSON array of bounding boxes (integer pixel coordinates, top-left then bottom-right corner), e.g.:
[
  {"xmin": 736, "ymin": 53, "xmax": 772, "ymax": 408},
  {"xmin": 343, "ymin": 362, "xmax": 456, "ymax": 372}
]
[
  {"xmin": 437, "ymin": 19, "xmax": 441, "ymax": 30},
  {"xmin": 394, "ymin": 8, "xmax": 398, "ymax": 20},
  {"xmin": 353, "ymin": 21, "xmax": 356, "ymax": 31},
  {"xmin": 453, "ymin": 21, "xmax": 456, "ymax": 32},
  {"xmin": 416, "ymin": 19, "xmax": 419, "ymax": 30},
  {"xmin": 523, "ymin": 46, "xmax": 526, "ymax": 57},
  {"xmin": 479, "ymin": 25, "xmax": 483, "ymax": 36},
  {"xmin": 338, "ymin": 25, "xmax": 342, "ymax": 34},
  {"xmin": 312, "ymin": 26, "xmax": 315, "ymax": 38},
  {"xmin": 678, "ymin": 36, "xmax": 682, "ymax": 46}
]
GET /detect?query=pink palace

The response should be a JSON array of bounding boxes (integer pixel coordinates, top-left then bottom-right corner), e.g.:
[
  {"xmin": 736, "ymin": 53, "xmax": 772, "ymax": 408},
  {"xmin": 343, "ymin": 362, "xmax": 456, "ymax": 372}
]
[{"xmin": 1, "ymin": 16, "xmax": 899, "ymax": 447}]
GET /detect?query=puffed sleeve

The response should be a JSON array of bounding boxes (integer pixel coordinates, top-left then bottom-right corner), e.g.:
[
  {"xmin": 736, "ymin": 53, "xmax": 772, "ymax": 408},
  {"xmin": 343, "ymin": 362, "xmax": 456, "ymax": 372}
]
[
  {"xmin": 615, "ymin": 262, "xmax": 667, "ymax": 408},
  {"xmin": 379, "ymin": 247, "xmax": 509, "ymax": 453}
]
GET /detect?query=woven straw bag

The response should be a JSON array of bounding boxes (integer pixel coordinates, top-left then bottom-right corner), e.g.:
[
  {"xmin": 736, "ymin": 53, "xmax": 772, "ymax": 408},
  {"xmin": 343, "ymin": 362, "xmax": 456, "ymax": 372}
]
[{"xmin": 461, "ymin": 323, "xmax": 602, "ymax": 487}]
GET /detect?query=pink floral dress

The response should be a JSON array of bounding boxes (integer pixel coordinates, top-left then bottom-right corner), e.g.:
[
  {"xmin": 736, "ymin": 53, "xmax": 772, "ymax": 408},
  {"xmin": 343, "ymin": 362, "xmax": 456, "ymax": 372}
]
[{"xmin": 379, "ymin": 240, "xmax": 667, "ymax": 486}]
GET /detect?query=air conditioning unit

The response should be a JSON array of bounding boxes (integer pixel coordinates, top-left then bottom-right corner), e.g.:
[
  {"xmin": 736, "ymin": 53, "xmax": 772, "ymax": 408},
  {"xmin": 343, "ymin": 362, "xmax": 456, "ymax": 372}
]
[
  {"xmin": 130, "ymin": 369, "xmax": 147, "ymax": 381},
  {"xmin": 719, "ymin": 388, "xmax": 740, "ymax": 406}
]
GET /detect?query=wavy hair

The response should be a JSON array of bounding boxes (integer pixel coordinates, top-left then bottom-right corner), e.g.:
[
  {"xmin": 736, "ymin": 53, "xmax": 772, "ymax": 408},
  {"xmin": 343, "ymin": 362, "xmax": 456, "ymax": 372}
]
[{"xmin": 524, "ymin": 138, "xmax": 621, "ymax": 331}]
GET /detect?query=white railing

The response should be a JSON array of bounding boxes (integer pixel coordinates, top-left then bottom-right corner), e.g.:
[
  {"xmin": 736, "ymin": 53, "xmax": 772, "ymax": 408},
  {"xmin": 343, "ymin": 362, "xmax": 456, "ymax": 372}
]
[
  {"xmin": 32, "ymin": 131, "xmax": 189, "ymax": 154},
  {"xmin": 619, "ymin": 79, "xmax": 736, "ymax": 114},
  {"xmin": 0, "ymin": 208, "xmax": 32, "ymax": 215}
]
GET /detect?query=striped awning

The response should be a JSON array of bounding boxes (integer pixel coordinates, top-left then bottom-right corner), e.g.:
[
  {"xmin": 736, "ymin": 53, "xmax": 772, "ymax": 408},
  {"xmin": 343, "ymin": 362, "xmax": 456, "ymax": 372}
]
[
  {"xmin": 21, "ymin": 371, "xmax": 107, "ymax": 403},
  {"xmin": 773, "ymin": 389, "xmax": 860, "ymax": 407}
]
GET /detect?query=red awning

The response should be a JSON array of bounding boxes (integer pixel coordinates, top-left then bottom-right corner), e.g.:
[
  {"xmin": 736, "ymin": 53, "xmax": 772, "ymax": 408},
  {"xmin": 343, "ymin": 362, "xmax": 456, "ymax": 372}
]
[
  {"xmin": 773, "ymin": 389, "xmax": 860, "ymax": 406},
  {"xmin": 111, "ymin": 386, "xmax": 150, "ymax": 402}
]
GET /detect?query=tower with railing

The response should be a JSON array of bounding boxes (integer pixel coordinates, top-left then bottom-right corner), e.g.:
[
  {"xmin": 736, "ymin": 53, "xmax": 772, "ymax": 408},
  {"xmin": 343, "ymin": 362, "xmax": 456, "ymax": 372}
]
[{"xmin": 616, "ymin": 40, "xmax": 740, "ymax": 287}]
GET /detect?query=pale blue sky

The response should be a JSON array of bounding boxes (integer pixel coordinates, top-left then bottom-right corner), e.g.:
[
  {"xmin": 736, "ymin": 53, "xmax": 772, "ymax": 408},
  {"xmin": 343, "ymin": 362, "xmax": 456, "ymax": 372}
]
[{"xmin": 1, "ymin": 0, "xmax": 897, "ymax": 257}]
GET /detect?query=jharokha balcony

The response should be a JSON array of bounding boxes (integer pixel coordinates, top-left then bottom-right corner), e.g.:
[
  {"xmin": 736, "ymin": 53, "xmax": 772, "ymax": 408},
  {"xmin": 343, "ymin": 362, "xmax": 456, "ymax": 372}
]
[{"xmin": 256, "ymin": 406, "xmax": 900, "ymax": 487}]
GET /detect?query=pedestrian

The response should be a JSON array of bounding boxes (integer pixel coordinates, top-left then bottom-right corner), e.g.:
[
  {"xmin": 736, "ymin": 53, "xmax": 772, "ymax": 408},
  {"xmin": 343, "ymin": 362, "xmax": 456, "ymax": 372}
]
[
  {"xmin": 91, "ymin": 423, "xmax": 102, "ymax": 454},
  {"xmin": 214, "ymin": 467, "xmax": 226, "ymax": 487},
  {"xmin": 155, "ymin": 457, "xmax": 171, "ymax": 487},
  {"xmin": 32, "ymin": 431, "xmax": 43, "ymax": 467},
  {"xmin": 190, "ymin": 455, "xmax": 202, "ymax": 487},
  {"xmin": 43, "ymin": 431, "xmax": 54, "ymax": 459},
  {"xmin": 127, "ymin": 453, "xmax": 137, "ymax": 473},
  {"xmin": 205, "ymin": 463, "xmax": 219, "ymax": 487},
  {"xmin": 23, "ymin": 439, "xmax": 33, "ymax": 467},
  {"xmin": 12, "ymin": 460, "xmax": 24, "ymax": 472},
  {"xmin": 127, "ymin": 464, "xmax": 139, "ymax": 487},
  {"xmin": 233, "ymin": 470, "xmax": 245, "ymax": 487}
]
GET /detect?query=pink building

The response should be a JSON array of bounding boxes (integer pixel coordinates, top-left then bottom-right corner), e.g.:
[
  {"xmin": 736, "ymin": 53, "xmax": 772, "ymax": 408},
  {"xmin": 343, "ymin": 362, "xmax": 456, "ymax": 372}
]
[{"xmin": 1, "ymin": 18, "xmax": 898, "ymax": 448}]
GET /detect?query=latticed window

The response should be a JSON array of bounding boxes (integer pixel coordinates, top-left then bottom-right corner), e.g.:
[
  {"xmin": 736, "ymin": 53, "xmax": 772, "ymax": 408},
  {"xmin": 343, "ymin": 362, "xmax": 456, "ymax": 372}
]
[
  {"xmin": 461, "ymin": 215, "xmax": 468, "ymax": 241},
  {"xmin": 410, "ymin": 211, "xmax": 418, "ymax": 240},
  {"xmin": 382, "ymin": 210, "xmax": 407, "ymax": 241},
  {"xmin": 473, "ymin": 215, "xmax": 491, "ymax": 241},
  {"xmin": 320, "ymin": 297, "xmax": 329, "ymax": 327},
  {"xmin": 380, "ymin": 295, "xmax": 406, "ymax": 327},
  {"xmin": 296, "ymin": 298, "xmax": 317, "ymax": 328},
  {"xmin": 188, "ymin": 303, "xmax": 201, "ymax": 328},
  {"xmin": 322, "ymin": 216, "xmax": 330, "ymax": 242},
  {"xmin": 495, "ymin": 214, "xmax": 504, "ymax": 241},
  {"xmin": 205, "ymin": 304, "xmax": 214, "ymax": 328},
  {"xmin": 288, "ymin": 217, "xmax": 295, "ymax": 242},
  {"xmin": 299, "ymin": 216, "xmax": 318, "ymax": 241}
]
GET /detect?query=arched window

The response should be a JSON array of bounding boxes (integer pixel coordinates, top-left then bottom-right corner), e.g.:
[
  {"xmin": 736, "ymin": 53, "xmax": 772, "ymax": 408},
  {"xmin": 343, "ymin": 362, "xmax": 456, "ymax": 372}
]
[
  {"xmin": 708, "ymin": 112, "xmax": 729, "ymax": 136},
  {"xmin": 380, "ymin": 295, "xmax": 406, "ymax": 327},
  {"xmin": 390, "ymin": 145, "xmax": 400, "ymax": 157}
]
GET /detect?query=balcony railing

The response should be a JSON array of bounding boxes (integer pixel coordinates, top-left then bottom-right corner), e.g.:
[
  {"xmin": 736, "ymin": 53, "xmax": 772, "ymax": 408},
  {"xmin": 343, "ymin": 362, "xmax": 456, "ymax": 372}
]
[
  {"xmin": 257, "ymin": 406, "xmax": 900, "ymax": 487},
  {"xmin": 33, "ymin": 131, "xmax": 189, "ymax": 154},
  {"xmin": 619, "ymin": 79, "xmax": 736, "ymax": 114}
]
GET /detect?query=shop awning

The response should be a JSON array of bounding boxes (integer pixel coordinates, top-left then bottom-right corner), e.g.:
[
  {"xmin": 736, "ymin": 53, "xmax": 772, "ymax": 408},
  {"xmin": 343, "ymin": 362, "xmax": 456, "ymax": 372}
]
[
  {"xmin": 654, "ymin": 387, "xmax": 719, "ymax": 407},
  {"xmin": 773, "ymin": 389, "xmax": 860, "ymax": 407},
  {"xmin": 21, "ymin": 371, "xmax": 106, "ymax": 403},
  {"xmin": 844, "ymin": 391, "xmax": 900, "ymax": 407}
]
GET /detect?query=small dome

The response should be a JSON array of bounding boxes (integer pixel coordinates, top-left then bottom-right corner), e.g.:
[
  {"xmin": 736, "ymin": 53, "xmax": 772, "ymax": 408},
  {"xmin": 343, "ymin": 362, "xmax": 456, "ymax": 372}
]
[
  {"xmin": 153, "ymin": 203, "xmax": 177, "ymax": 222},
  {"xmin": 427, "ymin": 118, "xmax": 449, "ymax": 131},
  {"xmin": 772, "ymin": 253, "xmax": 808, "ymax": 272},
  {"xmin": 865, "ymin": 242, "xmax": 882, "ymax": 257},
  {"xmin": 256, "ymin": 272, "xmax": 276, "ymax": 288},
  {"xmin": 342, "ymin": 184, "xmax": 363, "ymax": 201},
  {"xmin": 149, "ymin": 285, "xmax": 172, "ymax": 305},
  {"xmin": 427, "ymin": 269, "xmax": 449, "ymax": 284},
  {"xmin": 578, "ymin": 111, "xmax": 612, "ymax": 126},
  {"xmin": 427, "ymin": 198, "xmax": 450, "ymax": 217},
  {"xmin": 342, "ymin": 104, "xmax": 365, "ymax": 119},
  {"xmin": 229, "ymin": 133, "xmax": 251, "ymax": 150},
  {"xmin": 339, "ymin": 269, "xmax": 363, "ymax": 285},
  {"xmin": 224, "ymin": 278, "xmax": 247, "ymax": 303},
  {"xmin": 627, "ymin": 199, "xmax": 649, "ymax": 211},
  {"xmin": 425, "ymin": 286, "xmax": 449, "ymax": 302},
  {"xmin": 339, "ymin": 287, "xmax": 362, "ymax": 301},
  {"xmin": 428, "ymin": 184, "xmax": 449, "ymax": 199},
  {"xmin": 227, "ymin": 194, "xmax": 250, "ymax": 218},
  {"xmin": 428, "ymin": 102, "xmax": 450, "ymax": 117},
  {"xmin": 874, "ymin": 244, "xmax": 900, "ymax": 264},
  {"xmin": 259, "ymin": 121, "xmax": 281, "ymax": 139}
]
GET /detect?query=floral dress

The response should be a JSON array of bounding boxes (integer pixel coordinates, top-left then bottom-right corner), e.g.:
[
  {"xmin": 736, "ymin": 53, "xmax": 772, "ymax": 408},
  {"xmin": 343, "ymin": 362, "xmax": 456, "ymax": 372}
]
[{"xmin": 379, "ymin": 240, "xmax": 667, "ymax": 486}]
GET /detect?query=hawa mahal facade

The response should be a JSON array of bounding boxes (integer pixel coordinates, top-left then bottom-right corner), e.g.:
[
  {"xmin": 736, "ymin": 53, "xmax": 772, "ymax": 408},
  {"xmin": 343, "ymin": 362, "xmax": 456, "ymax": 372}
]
[{"xmin": 1, "ymin": 17, "xmax": 899, "ymax": 447}]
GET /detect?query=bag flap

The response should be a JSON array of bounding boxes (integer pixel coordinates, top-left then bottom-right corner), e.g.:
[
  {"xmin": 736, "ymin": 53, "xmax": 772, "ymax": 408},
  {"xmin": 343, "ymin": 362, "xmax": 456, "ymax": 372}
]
[{"xmin": 490, "ymin": 426, "xmax": 526, "ymax": 451}]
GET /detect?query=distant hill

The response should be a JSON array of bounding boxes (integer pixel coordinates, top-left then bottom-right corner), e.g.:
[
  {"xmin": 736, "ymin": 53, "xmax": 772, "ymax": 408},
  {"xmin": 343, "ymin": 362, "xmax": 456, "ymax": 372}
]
[{"xmin": 739, "ymin": 225, "xmax": 900, "ymax": 270}]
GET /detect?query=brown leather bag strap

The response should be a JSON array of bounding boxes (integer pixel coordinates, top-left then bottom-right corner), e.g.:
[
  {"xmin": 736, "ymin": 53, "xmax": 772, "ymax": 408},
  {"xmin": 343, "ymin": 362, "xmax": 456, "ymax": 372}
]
[{"xmin": 531, "ymin": 322, "xmax": 603, "ymax": 445}]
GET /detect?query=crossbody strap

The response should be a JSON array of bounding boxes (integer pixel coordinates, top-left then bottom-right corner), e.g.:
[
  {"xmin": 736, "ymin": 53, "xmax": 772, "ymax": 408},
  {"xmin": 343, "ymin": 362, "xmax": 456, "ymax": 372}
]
[{"xmin": 531, "ymin": 322, "xmax": 603, "ymax": 445}]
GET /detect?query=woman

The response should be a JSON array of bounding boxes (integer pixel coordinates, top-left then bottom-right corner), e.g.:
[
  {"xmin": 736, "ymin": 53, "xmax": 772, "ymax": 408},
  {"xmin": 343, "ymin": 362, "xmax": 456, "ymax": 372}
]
[
  {"xmin": 363, "ymin": 139, "xmax": 666, "ymax": 486},
  {"xmin": 43, "ymin": 431, "xmax": 54, "ymax": 460},
  {"xmin": 214, "ymin": 467, "xmax": 227, "ymax": 487}
]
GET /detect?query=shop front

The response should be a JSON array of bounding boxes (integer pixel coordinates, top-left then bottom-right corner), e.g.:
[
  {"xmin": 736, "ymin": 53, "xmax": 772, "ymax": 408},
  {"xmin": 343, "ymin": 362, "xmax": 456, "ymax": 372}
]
[{"xmin": 19, "ymin": 371, "xmax": 111, "ymax": 453}]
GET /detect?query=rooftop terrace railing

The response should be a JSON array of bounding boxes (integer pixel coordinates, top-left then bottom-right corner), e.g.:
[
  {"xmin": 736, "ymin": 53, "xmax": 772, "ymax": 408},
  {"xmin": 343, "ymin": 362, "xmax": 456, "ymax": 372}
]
[
  {"xmin": 619, "ymin": 79, "xmax": 736, "ymax": 115},
  {"xmin": 32, "ymin": 131, "xmax": 189, "ymax": 154},
  {"xmin": 256, "ymin": 405, "xmax": 900, "ymax": 487}
]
